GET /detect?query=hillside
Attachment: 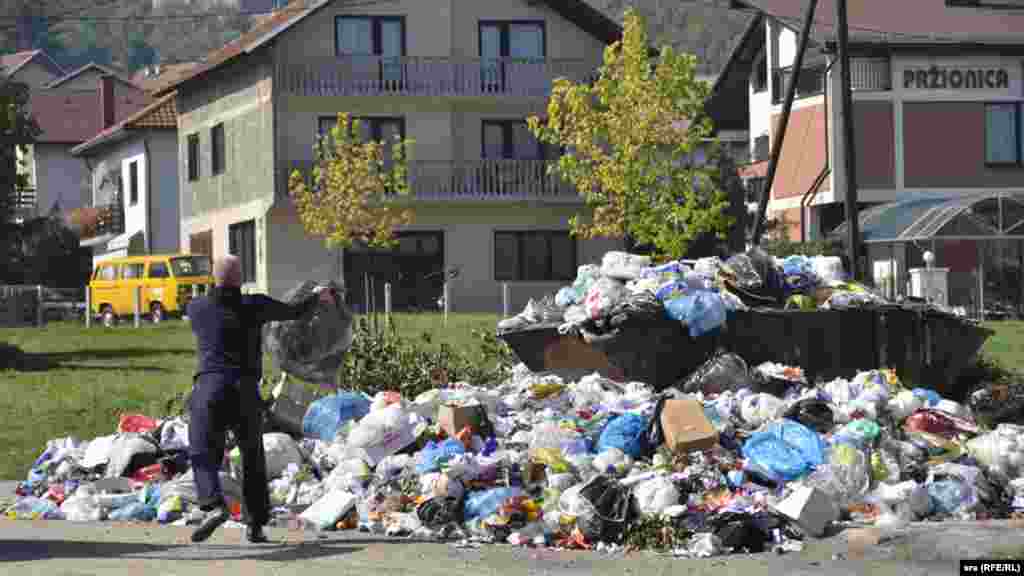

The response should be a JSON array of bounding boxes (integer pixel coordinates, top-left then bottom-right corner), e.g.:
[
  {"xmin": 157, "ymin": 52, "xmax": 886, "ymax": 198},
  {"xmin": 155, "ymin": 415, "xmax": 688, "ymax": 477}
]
[{"xmin": 1, "ymin": 0, "xmax": 753, "ymax": 76}]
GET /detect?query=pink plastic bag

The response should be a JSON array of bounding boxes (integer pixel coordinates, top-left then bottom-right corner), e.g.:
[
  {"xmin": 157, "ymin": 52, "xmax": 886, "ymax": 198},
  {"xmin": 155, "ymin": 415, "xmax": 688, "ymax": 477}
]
[{"xmin": 118, "ymin": 414, "xmax": 160, "ymax": 434}]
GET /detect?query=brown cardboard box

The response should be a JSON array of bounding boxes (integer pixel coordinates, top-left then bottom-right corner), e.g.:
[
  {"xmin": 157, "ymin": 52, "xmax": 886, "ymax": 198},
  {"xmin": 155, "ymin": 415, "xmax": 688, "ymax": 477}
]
[
  {"xmin": 661, "ymin": 399, "xmax": 718, "ymax": 452},
  {"xmin": 437, "ymin": 404, "xmax": 483, "ymax": 437}
]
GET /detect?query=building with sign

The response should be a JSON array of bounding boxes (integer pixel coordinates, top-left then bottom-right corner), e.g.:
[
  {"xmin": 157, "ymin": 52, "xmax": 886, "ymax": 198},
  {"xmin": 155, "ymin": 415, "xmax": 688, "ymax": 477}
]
[{"xmin": 721, "ymin": 0, "xmax": 1024, "ymax": 314}]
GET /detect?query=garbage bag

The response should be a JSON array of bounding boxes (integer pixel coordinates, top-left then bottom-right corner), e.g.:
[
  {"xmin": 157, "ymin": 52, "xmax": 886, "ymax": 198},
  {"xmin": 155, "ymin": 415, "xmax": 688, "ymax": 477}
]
[
  {"xmin": 928, "ymin": 480, "xmax": 972, "ymax": 516},
  {"xmin": 302, "ymin": 392, "xmax": 372, "ymax": 441},
  {"xmin": 8, "ymin": 496, "xmax": 62, "ymax": 520},
  {"xmin": 61, "ymin": 494, "xmax": 102, "ymax": 522},
  {"xmin": 464, "ymin": 487, "xmax": 523, "ymax": 521},
  {"xmin": 664, "ymin": 290, "xmax": 726, "ymax": 338},
  {"xmin": 683, "ymin": 353, "xmax": 751, "ymax": 396},
  {"xmin": 808, "ymin": 442, "xmax": 870, "ymax": 507},
  {"xmin": 593, "ymin": 447, "xmax": 633, "ymax": 475},
  {"xmin": 640, "ymin": 261, "xmax": 687, "ymax": 283},
  {"xmin": 633, "ymin": 476, "xmax": 680, "ymax": 516},
  {"xmin": 600, "ymin": 252, "xmax": 651, "ymax": 281},
  {"xmin": 265, "ymin": 280, "xmax": 354, "ymax": 385},
  {"xmin": 584, "ymin": 277, "xmax": 629, "ymax": 320},
  {"xmin": 654, "ymin": 281, "xmax": 688, "ymax": 302},
  {"xmin": 263, "ymin": 433, "xmax": 304, "ymax": 479},
  {"xmin": 739, "ymin": 393, "xmax": 786, "ymax": 429},
  {"xmin": 904, "ymin": 409, "xmax": 980, "ymax": 438},
  {"xmin": 742, "ymin": 420, "xmax": 825, "ymax": 482},
  {"xmin": 416, "ymin": 496, "xmax": 464, "ymax": 529},
  {"xmin": 299, "ymin": 490, "xmax": 357, "ymax": 530},
  {"xmin": 105, "ymin": 434, "xmax": 159, "ymax": 478},
  {"xmin": 721, "ymin": 254, "xmax": 763, "ymax": 290},
  {"xmin": 556, "ymin": 286, "xmax": 579, "ymax": 308},
  {"xmin": 118, "ymin": 414, "xmax": 160, "ymax": 434},
  {"xmin": 159, "ymin": 418, "xmax": 189, "ymax": 451},
  {"xmin": 783, "ymin": 399, "xmax": 834, "ymax": 434},
  {"xmin": 576, "ymin": 475, "xmax": 634, "ymax": 544},
  {"xmin": 108, "ymin": 502, "xmax": 156, "ymax": 522},
  {"xmin": 595, "ymin": 413, "xmax": 648, "ymax": 459},
  {"xmin": 416, "ymin": 439, "xmax": 467, "ymax": 474}
]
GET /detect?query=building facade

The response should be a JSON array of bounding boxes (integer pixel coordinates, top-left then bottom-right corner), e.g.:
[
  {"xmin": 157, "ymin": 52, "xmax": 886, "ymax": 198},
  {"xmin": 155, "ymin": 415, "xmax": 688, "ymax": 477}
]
[
  {"xmin": 158, "ymin": 0, "xmax": 627, "ymax": 313},
  {"xmin": 727, "ymin": 0, "xmax": 1024, "ymax": 310}
]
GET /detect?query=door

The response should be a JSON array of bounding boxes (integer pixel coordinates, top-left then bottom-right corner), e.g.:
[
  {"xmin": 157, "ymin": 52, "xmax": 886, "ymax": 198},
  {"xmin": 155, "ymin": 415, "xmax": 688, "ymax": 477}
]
[
  {"xmin": 480, "ymin": 22, "xmax": 544, "ymax": 93},
  {"xmin": 145, "ymin": 259, "xmax": 173, "ymax": 313},
  {"xmin": 118, "ymin": 261, "xmax": 146, "ymax": 315},
  {"xmin": 337, "ymin": 16, "xmax": 405, "ymax": 90},
  {"xmin": 91, "ymin": 262, "xmax": 119, "ymax": 314},
  {"xmin": 344, "ymin": 232, "xmax": 444, "ymax": 312}
]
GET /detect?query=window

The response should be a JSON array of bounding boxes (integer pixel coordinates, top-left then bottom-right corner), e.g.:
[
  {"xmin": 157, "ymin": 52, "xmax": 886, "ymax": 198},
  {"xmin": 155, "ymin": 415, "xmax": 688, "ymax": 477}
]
[
  {"xmin": 148, "ymin": 261, "xmax": 170, "ymax": 279},
  {"xmin": 96, "ymin": 264, "xmax": 116, "ymax": 281},
  {"xmin": 211, "ymin": 123, "xmax": 225, "ymax": 175},
  {"xmin": 494, "ymin": 231, "xmax": 575, "ymax": 282},
  {"xmin": 228, "ymin": 220, "xmax": 256, "ymax": 283},
  {"xmin": 129, "ymin": 161, "xmax": 139, "ymax": 206},
  {"xmin": 482, "ymin": 120, "xmax": 554, "ymax": 160},
  {"xmin": 335, "ymin": 16, "xmax": 405, "ymax": 83},
  {"xmin": 187, "ymin": 133, "xmax": 199, "ymax": 181},
  {"xmin": 480, "ymin": 21, "xmax": 545, "ymax": 89},
  {"xmin": 752, "ymin": 51, "xmax": 768, "ymax": 94},
  {"xmin": 121, "ymin": 263, "xmax": 144, "ymax": 279},
  {"xmin": 320, "ymin": 116, "xmax": 406, "ymax": 168},
  {"xmin": 985, "ymin": 103, "xmax": 1021, "ymax": 166},
  {"xmin": 171, "ymin": 256, "xmax": 212, "ymax": 277}
]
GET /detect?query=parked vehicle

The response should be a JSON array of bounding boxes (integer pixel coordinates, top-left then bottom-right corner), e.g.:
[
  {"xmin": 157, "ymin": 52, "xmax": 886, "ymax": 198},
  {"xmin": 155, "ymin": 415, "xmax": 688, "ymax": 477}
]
[{"xmin": 88, "ymin": 254, "xmax": 213, "ymax": 326}]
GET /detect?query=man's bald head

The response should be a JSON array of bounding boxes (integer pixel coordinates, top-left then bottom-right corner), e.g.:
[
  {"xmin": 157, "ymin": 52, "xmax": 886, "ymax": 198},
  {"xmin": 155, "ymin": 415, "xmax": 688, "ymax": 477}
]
[{"xmin": 213, "ymin": 255, "xmax": 242, "ymax": 287}]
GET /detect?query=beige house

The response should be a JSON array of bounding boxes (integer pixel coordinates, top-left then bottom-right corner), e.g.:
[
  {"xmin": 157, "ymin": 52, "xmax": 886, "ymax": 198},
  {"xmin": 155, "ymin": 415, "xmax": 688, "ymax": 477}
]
[{"xmin": 156, "ymin": 0, "xmax": 625, "ymax": 313}]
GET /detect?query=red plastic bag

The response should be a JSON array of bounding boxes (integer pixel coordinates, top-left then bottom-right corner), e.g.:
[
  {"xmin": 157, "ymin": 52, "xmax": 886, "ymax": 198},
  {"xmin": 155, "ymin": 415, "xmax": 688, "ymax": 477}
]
[
  {"xmin": 45, "ymin": 484, "xmax": 66, "ymax": 505},
  {"xmin": 131, "ymin": 463, "xmax": 164, "ymax": 483},
  {"xmin": 903, "ymin": 409, "xmax": 979, "ymax": 438},
  {"xmin": 119, "ymin": 414, "xmax": 160, "ymax": 434}
]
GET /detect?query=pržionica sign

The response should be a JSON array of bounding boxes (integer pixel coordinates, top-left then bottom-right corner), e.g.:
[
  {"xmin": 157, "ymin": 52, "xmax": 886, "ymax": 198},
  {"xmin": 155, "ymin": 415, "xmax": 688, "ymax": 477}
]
[{"xmin": 903, "ymin": 66, "xmax": 1010, "ymax": 90}]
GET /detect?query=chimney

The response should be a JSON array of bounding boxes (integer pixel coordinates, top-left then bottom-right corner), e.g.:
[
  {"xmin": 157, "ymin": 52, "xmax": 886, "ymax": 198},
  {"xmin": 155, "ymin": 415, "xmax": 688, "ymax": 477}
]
[{"xmin": 99, "ymin": 75, "xmax": 115, "ymax": 129}]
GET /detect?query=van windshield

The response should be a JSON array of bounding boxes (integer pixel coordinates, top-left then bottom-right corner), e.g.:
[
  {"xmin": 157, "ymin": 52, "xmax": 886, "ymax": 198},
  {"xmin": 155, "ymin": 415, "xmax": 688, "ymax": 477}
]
[{"xmin": 170, "ymin": 256, "xmax": 212, "ymax": 277}]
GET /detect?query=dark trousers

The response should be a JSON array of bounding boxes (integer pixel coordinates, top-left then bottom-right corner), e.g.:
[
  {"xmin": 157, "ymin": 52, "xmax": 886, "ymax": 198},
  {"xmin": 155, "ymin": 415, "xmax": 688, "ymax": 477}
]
[{"xmin": 188, "ymin": 371, "xmax": 271, "ymax": 527}]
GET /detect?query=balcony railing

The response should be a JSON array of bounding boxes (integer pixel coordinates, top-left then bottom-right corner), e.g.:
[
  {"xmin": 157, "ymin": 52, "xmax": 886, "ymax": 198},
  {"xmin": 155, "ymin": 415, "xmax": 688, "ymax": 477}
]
[
  {"xmin": 278, "ymin": 56, "xmax": 601, "ymax": 98},
  {"xmin": 772, "ymin": 58, "xmax": 892, "ymax": 103},
  {"xmin": 285, "ymin": 159, "xmax": 581, "ymax": 202},
  {"xmin": 77, "ymin": 200, "xmax": 125, "ymax": 241},
  {"xmin": 8, "ymin": 187, "xmax": 36, "ymax": 221}
]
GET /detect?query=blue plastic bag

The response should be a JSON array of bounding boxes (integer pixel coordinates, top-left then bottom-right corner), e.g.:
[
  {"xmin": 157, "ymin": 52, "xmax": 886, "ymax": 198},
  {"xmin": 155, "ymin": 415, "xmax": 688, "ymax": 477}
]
[
  {"xmin": 912, "ymin": 388, "xmax": 942, "ymax": 407},
  {"xmin": 655, "ymin": 281, "xmax": 688, "ymax": 302},
  {"xmin": 464, "ymin": 487, "xmax": 522, "ymax": 520},
  {"xmin": 302, "ymin": 392, "xmax": 372, "ymax": 441},
  {"xmin": 415, "ymin": 438, "xmax": 466, "ymax": 474},
  {"xmin": 595, "ymin": 413, "xmax": 648, "ymax": 458},
  {"xmin": 108, "ymin": 502, "xmax": 157, "ymax": 522},
  {"xmin": 928, "ymin": 479, "xmax": 969, "ymax": 516},
  {"xmin": 664, "ymin": 290, "xmax": 727, "ymax": 338},
  {"xmin": 555, "ymin": 286, "xmax": 579, "ymax": 308},
  {"xmin": 741, "ymin": 419, "xmax": 826, "ymax": 481}
]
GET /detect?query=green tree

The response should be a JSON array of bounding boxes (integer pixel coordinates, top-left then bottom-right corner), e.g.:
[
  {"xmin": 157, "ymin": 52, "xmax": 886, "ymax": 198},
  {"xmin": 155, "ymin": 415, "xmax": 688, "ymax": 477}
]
[
  {"xmin": 289, "ymin": 113, "xmax": 415, "ymax": 250},
  {"xmin": 527, "ymin": 9, "xmax": 733, "ymax": 260},
  {"xmin": 66, "ymin": 21, "xmax": 111, "ymax": 69},
  {"xmin": 126, "ymin": 29, "xmax": 157, "ymax": 71},
  {"xmin": 0, "ymin": 74, "xmax": 40, "ymax": 283}
]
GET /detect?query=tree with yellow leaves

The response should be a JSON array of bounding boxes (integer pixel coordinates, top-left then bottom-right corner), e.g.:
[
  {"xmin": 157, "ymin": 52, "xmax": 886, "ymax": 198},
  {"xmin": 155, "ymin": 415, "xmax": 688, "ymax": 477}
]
[
  {"xmin": 527, "ymin": 9, "xmax": 734, "ymax": 260},
  {"xmin": 289, "ymin": 113, "xmax": 415, "ymax": 249}
]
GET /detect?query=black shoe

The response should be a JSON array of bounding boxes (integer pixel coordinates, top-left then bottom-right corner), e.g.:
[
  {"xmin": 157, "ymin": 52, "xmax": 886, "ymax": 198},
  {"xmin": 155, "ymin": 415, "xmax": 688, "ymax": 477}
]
[
  {"xmin": 246, "ymin": 525, "xmax": 269, "ymax": 544},
  {"xmin": 191, "ymin": 507, "xmax": 230, "ymax": 543}
]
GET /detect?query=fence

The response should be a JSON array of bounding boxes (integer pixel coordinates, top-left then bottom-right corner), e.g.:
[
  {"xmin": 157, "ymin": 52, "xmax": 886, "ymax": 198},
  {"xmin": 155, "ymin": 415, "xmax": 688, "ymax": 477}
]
[{"xmin": 0, "ymin": 285, "xmax": 86, "ymax": 327}]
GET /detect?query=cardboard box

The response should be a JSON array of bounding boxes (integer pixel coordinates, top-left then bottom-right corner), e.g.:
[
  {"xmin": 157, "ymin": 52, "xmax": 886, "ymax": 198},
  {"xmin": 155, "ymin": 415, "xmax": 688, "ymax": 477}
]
[
  {"xmin": 660, "ymin": 399, "xmax": 719, "ymax": 453},
  {"xmin": 437, "ymin": 404, "xmax": 484, "ymax": 438},
  {"xmin": 771, "ymin": 486, "xmax": 835, "ymax": 538}
]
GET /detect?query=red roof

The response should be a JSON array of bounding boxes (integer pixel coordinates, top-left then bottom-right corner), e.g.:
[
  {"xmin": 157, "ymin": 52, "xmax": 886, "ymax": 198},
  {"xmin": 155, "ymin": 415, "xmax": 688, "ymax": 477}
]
[
  {"xmin": 131, "ymin": 62, "xmax": 200, "ymax": 94},
  {"xmin": 72, "ymin": 92, "xmax": 178, "ymax": 155},
  {"xmin": 30, "ymin": 88, "xmax": 152, "ymax": 144}
]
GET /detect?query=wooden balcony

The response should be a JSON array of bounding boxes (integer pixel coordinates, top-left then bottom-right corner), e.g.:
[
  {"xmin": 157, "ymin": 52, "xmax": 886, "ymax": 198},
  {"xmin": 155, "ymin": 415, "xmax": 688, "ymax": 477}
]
[
  {"xmin": 285, "ymin": 159, "xmax": 582, "ymax": 202},
  {"xmin": 8, "ymin": 187, "xmax": 36, "ymax": 221},
  {"xmin": 277, "ymin": 56, "xmax": 601, "ymax": 98},
  {"xmin": 75, "ymin": 198, "xmax": 125, "ymax": 245}
]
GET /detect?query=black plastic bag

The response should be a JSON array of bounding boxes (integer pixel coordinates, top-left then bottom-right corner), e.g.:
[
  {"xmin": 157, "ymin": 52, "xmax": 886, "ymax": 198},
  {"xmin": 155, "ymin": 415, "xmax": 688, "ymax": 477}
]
[
  {"xmin": 707, "ymin": 511, "xmax": 798, "ymax": 552},
  {"xmin": 265, "ymin": 280, "xmax": 354, "ymax": 384},
  {"xmin": 683, "ymin": 353, "xmax": 750, "ymax": 395},
  {"xmin": 783, "ymin": 399, "xmax": 834, "ymax": 433},
  {"xmin": 643, "ymin": 396, "xmax": 670, "ymax": 457},
  {"xmin": 723, "ymin": 254, "xmax": 763, "ymax": 290},
  {"xmin": 577, "ymin": 475, "xmax": 635, "ymax": 544},
  {"xmin": 416, "ymin": 496, "xmax": 464, "ymax": 529}
]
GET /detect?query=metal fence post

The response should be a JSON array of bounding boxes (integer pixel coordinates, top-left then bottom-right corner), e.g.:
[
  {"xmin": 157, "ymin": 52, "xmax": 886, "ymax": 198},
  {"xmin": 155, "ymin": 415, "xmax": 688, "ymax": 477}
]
[
  {"xmin": 133, "ymin": 286, "xmax": 141, "ymax": 328},
  {"xmin": 36, "ymin": 285, "xmax": 43, "ymax": 327},
  {"xmin": 443, "ymin": 281, "xmax": 450, "ymax": 327},
  {"xmin": 384, "ymin": 282, "xmax": 392, "ymax": 325},
  {"xmin": 85, "ymin": 288, "xmax": 91, "ymax": 328}
]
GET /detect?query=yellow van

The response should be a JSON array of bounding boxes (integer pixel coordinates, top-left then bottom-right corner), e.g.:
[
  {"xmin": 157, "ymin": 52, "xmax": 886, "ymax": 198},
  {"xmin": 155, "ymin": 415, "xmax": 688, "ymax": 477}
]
[{"xmin": 89, "ymin": 254, "xmax": 214, "ymax": 326}]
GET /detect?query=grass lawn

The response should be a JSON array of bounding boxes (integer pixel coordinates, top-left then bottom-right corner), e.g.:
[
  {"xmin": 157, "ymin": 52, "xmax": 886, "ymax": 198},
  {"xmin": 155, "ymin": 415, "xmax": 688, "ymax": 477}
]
[
  {"xmin": 0, "ymin": 312, "xmax": 499, "ymax": 481},
  {"xmin": 1, "ymin": 315, "xmax": 1022, "ymax": 482}
]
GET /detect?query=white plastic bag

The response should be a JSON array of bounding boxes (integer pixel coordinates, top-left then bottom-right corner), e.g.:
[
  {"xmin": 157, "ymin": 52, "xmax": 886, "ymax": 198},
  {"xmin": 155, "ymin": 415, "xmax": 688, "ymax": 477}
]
[
  {"xmin": 633, "ymin": 476, "xmax": 680, "ymax": 516},
  {"xmin": 600, "ymin": 252, "xmax": 651, "ymax": 280},
  {"xmin": 887, "ymin": 390, "xmax": 924, "ymax": 422},
  {"xmin": 593, "ymin": 447, "xmax": 633, "ymax": 474},
  {"xmin": 299, "ymin": 490, "xmax": 357, "ymax": 530},
  {"xmin": 60, "ymin": 494, "xmax": 103, "ymax": 522},
  {"xmin": 263, "ymin": 433, "xmax": 304, "ymax": 479},
  {"xmin": 105, "ymin": 434, "xmax": 158, "ymax": 478},
  {"xmin": 347, "ymin": 405, "xmax": 406, "ymax": 448},
  {"xmin": 739, "ymin": 393, "xmax": 786, "ymax": 429},
  {"xmin": 584, "ymin": 277, "xmax": 628, "ymax": 320},
  {"xmin": 159, "ymin": 418, "xmax": 189, "ymax": 451},
  {"xmin": 80, "ymin": 435, "xmax": 117, "ymax": 469}
]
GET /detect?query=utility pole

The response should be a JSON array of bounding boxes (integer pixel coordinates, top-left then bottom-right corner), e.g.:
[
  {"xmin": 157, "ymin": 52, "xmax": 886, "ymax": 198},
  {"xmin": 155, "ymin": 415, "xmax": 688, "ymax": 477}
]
[{"xmin": 835, "ymin": 0, "xmax": 861, "ymax": 281}]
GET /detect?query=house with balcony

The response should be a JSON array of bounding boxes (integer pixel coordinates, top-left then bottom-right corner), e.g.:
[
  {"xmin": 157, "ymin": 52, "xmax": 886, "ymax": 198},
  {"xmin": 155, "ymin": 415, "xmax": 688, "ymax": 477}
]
[
  {"xmin": 18, "ymin": 65, "xmax": 151, "ymax": 221},
  {"xmin": 156, "ymin": 0, "xmax": 628, "ymax": 313},
  {"xmin": 724, "ymin": 0, "xmax": 1024, "ymax": 309},
  {"xmin": 70, "ymin": 91, "xmax": 181, "ymax": 265}
]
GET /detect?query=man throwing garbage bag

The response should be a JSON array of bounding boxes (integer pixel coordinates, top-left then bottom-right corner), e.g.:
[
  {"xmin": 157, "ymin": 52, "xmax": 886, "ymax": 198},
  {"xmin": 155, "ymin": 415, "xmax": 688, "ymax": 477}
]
[{"xmin": 186, "ymin": 255, "xmax": 337, "ymax": 544}]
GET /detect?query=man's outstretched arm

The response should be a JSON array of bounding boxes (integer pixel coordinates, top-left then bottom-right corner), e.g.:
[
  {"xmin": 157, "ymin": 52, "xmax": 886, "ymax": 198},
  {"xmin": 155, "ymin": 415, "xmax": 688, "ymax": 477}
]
[{"xmin": 250, "ymin": 286, "xmax": 336, "ymax": 323}]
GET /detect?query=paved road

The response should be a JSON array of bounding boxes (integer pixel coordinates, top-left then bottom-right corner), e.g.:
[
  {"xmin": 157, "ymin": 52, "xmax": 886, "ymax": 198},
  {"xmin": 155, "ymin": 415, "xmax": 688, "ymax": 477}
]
[{"xmin": 2, "ymin": 516, "xmax": 1023, "ymax": 576}]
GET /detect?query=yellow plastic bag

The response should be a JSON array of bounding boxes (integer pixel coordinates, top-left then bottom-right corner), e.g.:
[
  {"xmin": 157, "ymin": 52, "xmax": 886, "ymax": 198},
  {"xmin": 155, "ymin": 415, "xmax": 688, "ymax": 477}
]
[{"xmin": 530, "ymin": 447, "xmax": 571, "ymax": 474}]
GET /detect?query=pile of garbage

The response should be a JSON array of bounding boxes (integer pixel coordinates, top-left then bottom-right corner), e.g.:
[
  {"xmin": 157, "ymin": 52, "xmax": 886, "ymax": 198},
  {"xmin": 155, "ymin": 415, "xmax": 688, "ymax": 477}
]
[
  {"xmin": 497, "ymin": 250, "xmax": 891, "ymax": 340},
  {"xmin": 6, "ymin": 356, "xmax": 1021, "ymax": 556}
]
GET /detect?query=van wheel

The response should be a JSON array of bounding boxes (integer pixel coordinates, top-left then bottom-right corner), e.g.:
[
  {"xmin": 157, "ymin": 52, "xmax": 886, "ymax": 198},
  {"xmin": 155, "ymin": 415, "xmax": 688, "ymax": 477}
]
[
  {"xmin": 150, "ymin": 302, "xmax": 165, "ymax": 324},
  {"xmin": 100, "ymin": 305, "xmax": 117, "ymax": 328}
]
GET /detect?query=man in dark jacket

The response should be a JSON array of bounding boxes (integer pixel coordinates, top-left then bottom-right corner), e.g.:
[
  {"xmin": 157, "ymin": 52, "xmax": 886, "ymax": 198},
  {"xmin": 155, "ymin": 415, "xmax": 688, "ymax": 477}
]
[{"xmin": 187, "ymin": 255, "xmax": 335, "ymax": 543}]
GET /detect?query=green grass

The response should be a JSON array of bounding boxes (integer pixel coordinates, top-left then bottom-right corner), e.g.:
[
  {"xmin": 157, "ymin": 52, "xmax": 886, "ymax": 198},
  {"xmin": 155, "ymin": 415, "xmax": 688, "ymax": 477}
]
[
  {"xmin": 0, "ymin": 312, "xmax": 500, "ymax": 481},
  {"xmin": 981, "ymin": 321, "xmax": 1024, "ymax": 372}
]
